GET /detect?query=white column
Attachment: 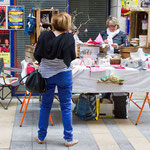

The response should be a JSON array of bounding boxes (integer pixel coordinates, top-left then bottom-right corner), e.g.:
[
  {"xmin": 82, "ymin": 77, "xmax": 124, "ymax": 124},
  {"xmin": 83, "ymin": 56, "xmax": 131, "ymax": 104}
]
[{"xmin": 110, "ymin": 0, "xmax": 126, "ymax": 33}]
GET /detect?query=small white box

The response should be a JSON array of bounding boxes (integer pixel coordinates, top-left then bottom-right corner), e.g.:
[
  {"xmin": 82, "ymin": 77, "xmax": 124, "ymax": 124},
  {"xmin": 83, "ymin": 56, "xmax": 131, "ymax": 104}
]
[
  {"xmin": 139, "ymin": 35, "xmax": 147, "ymax": 46},
  {"xmin": 100, "ymin": 103, "xmax": 114, "ymax": 117}
]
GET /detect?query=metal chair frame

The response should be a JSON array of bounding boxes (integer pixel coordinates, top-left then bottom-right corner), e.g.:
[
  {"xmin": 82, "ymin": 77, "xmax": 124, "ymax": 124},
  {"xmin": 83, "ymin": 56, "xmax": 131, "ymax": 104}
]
[
  {"xmin": 0, "ymin": 58, "xmax": 22, "ymax": 109},
  {"xmin": 129, "ymin": 92, "xmax": 150, "ymax": 125}
]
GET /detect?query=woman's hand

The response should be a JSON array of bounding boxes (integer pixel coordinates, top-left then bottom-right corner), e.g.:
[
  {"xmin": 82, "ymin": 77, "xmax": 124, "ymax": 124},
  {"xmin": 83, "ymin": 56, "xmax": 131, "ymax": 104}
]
[
  {"xmin": 111, "ymin": 43, "xmax": 119, "ymax": 49},
  {"xmin": 104, "ymin": 40, "xmax": 109, "ymax": 44}
]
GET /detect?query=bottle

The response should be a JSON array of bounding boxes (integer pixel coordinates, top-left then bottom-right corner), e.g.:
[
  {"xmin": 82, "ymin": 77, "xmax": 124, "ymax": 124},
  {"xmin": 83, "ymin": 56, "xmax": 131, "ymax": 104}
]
[
  {"xmin": 141, "ymin": 0, "xmax": 148, "ymax": 8},
  {"xmin": 141, "ymin": 14, "xmax": 148, "ymax": 35}
]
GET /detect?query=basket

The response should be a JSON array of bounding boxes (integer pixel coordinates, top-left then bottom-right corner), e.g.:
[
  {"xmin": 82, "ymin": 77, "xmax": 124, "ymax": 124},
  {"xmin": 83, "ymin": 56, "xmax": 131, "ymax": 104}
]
[
  {"xmin": 25, "ymin": 45, "xmax": 36, "ymax": 62},
  {"xmin": 110, "ymin": 58, "xmax": 121, "ymax": 64}
]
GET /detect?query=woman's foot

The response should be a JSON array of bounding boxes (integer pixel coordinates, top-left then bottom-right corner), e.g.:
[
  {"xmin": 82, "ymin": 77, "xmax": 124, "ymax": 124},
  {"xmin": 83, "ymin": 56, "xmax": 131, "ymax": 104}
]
[
  {"xmin": 35, "ymin": 137, "xmax": 45, "ymax": 144},
  {"xmin": 65, "ymin": 139, "xmax": 78, "ymax": 147}
]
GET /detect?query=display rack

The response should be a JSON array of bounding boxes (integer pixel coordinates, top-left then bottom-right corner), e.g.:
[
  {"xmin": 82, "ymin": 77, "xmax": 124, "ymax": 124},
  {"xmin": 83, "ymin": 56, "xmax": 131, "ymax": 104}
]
[
  {"xmin": 129, "ymin": 9, "xmax": 150, "ymax": 47},
  {"xmin": 77, "ymin": 44, "xmax": 107, "ymax": 58},
  {"xmin": 30, "ymin": 8, "xmax": 59, "ymax": 44},
  {"xmin": 120, "ymin": 46, "xmax": 150, "ymax": 58}
]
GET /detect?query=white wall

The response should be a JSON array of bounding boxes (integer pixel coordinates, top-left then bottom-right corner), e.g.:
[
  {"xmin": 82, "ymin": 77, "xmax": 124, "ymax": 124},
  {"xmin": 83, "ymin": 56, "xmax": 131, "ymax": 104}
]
[{"xmin": 110, "ymin": 0, "xmax": 126, "ymax": 33}]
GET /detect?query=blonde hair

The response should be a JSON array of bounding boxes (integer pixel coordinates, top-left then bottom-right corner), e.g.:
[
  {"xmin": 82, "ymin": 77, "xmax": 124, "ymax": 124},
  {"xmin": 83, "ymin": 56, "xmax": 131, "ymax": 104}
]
[
  {"xmin": 106, "ymin": 16, "xmax": 120, "ymax": 29},
  {"xmin": 51, "ymin": 12, "xmax": 71, "ymax": 32}
]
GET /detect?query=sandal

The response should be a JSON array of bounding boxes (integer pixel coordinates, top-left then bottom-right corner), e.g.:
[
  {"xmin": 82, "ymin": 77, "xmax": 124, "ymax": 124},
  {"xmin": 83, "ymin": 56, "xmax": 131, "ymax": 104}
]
[
  {"xmin": 35, "ymin": 137, "xmax": 45, "ymax": 144},
  {"xmin": 65, "ymin": 139, "xmax": 78, "ymax": 147}
]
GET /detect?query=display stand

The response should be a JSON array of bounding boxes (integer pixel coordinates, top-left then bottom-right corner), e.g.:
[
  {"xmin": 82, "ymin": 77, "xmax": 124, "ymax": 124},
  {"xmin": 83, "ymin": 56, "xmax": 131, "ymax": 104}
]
[
  {"xmin": 30, "ymin": 8, "xmax": 59, "ymax": 44},
  {"xmin": 77, "ymin": 44, "xmax": 107, "ymax": 58},
  {"xmin": 129, "ymin": 9, "xmax": 150, "ymax": 47},
  {"xmin": 121, "ymin": 7, "xmax": 150, "ymax": 59},
  {"xmin": 120, "ymin": 46, "xmax": 150, "ymax": 58}
]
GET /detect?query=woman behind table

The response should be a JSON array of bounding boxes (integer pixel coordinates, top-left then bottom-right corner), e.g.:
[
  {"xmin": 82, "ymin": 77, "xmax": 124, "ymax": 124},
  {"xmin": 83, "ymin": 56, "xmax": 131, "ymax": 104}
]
[
  {"xmin": 96, "ymin": 16, "xmax": 129, "ymax": 100},
  {"xmin": 98, "ymin": 16, "xmax": 129, "ymax": 56},
  {"xmin": 34, "ymin": 12, "xmax": 78, "ymax": 147}
]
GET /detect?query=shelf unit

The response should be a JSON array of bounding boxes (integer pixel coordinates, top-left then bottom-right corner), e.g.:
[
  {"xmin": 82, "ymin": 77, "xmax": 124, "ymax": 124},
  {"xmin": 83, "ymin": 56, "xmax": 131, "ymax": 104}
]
[
  {"xmin": 129, "ymin": 9, "xmax": 150, "ymax": 47},
  {"xmin": 120, "ymin": 46, "xmax": 150, "ymax": 58},
  {"xmin": 138, "ymin": 0, "xmax": 150, "ymax": 9},
  {"xmin": 30, "ymin": 8, "xmax": 59, "ymax": 44}
]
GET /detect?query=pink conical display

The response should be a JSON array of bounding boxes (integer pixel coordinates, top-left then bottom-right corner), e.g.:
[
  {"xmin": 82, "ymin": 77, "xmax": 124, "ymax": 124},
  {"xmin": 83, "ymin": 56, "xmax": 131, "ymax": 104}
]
[{"xmin": 94, "ymin": 33, "xmax": 104, "ymax": 44}]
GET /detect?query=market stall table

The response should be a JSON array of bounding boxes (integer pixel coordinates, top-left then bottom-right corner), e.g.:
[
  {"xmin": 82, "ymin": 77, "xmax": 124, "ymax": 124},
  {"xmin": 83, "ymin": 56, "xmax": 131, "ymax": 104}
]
[
  {"xmin": 72, "ymin": 65, "xmax": 150, "ymax": 124},
  {"xmin": 72, "ymin": 66, "xmax": 150, "ymax": 93}
]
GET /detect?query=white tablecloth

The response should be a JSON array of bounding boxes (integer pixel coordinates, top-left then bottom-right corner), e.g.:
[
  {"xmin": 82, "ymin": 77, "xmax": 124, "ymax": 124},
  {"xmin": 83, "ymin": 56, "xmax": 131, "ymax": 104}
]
[{"xmin": 72, "ymin": 66, "xmax": 150, "ymax": 93}]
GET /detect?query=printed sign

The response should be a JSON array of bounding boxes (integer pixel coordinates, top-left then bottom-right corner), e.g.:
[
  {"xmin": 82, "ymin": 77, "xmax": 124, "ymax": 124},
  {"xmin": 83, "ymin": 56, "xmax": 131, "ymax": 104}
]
[
  {"xmin": 0, "ymin": 52, "xmax": 10, "ymax": 63},
  {"xmin": 121, "ymin": 0, "xmax": 138, "ymax": 17},
  {"xmin": 0, "ymin": 6, "xmax": 6, "ymax": 29},
  {"xmin": 8, "ymin": 6, "xmax": 24, "ymax": 30},
  {"xmin": 0, "ymin": 30, "xmax": 10, "ymax": 63}
]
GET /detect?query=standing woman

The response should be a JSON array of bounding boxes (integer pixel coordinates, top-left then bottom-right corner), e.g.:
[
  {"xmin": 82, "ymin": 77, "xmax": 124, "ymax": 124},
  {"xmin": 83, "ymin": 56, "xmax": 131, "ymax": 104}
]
[{"xmin": 34, "ymin": 12, "xmax": 78, "ymax": 147}]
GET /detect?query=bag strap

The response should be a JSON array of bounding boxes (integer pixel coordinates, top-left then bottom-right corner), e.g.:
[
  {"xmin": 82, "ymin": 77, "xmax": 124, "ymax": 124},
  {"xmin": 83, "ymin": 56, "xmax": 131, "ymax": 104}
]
[
  {"xmin": 31, "ymin": 8, "xmax": 34, "ymax": 17},
  {"xmin": 20, "ymin": 69, "xmax": 39, "ymax": 84},
  {"xmin": 19, "ymin": 73, "xmax": 30, "ymax": 84}
]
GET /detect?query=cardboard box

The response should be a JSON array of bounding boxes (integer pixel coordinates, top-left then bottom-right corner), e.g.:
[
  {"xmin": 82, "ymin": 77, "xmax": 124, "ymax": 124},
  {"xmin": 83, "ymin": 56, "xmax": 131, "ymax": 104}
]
[
  {"xmin": 139, "ymin": 35, "xmax": 147, "ymax": 47},
  {"xmin": 110, "ymin": 58, "xmax": 121, "ymax": 64},
  {"xmin": 25, "ymin": 45, "xmax": 35, "ymax": 62},
  {"xmin": 25, "ymin": 45, "xmax": 35, "ymax": 53}
]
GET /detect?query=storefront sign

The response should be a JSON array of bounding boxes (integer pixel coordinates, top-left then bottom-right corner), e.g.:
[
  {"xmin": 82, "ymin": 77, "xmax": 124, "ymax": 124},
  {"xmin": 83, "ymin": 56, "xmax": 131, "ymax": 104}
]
[
  {"xmin": 0, "ymin": 0, "xmax": 9, "ymax": 5},
  {"xmin": 0, "ymin": 6, "xmax": 6, "ymax": 29},
  {"xmin": 0, "ymin": 52, "xmax": 10, "ymax": 63},
  {"xmin": 121, "ymin": 0, "xmax": 138, "ymax": 17},
  {"xmin": 8, "ymin": 6, "xmax": 24, "ymax": 30},
  {"xmin": 0, "ymin": 30, "xmax": 10, "ymax": 63}
]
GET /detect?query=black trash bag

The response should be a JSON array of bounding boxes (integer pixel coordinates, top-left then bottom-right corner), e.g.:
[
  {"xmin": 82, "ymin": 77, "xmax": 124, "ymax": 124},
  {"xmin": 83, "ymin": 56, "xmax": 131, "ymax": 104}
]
[{"xmin": 112, "ymin": 92, "xmax": 129, "ymax": 119}]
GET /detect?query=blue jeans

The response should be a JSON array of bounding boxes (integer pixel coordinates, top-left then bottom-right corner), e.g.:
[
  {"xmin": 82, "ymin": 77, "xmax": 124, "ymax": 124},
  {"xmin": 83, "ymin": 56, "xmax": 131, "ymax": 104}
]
[{"xmin": 38, "ymin": 71, "xmax": 73, "ymax": 141}]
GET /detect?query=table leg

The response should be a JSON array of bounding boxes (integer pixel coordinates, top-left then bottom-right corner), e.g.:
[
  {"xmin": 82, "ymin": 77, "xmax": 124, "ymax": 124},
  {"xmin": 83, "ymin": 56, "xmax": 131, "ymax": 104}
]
[{"xmin": 135, "ymin": 92, "xmax": 149, "ymax": 125}]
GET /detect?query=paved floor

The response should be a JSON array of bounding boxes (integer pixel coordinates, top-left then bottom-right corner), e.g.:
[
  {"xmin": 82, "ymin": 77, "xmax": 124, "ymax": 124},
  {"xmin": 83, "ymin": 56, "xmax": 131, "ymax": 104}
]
[
  {"xmin": 0, "ymin": 99, "xmax": 17, "ymax": 150},
  {"xmin": 0, "ymin": 98, "xmax": 150, "ymax": 150}
]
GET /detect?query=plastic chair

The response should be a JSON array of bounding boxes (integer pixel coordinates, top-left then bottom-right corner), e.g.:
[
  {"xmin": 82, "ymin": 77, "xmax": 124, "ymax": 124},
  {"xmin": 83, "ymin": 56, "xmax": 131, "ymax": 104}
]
[
  {"xmin": 129, "ymin": 92, "xmax": 150, "ymax": 125},
  {"xmin": 19, "ymin": 91, "xmax": 53, "ymax": 127},
  {"xmin": 0, "ymin": 58, "xmax": 22, "ymax": 109}
]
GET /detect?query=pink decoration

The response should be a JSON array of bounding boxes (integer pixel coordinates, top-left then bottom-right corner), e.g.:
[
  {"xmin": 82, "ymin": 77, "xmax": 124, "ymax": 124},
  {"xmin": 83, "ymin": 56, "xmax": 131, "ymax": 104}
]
[
  {"xmin": 94, "ymin": 33, "xmax": 104, "ymax": 44},
  {"xmin": 26, "ymin": 64, "xmax": 35, "ymax": 74},
  {"xmin": 86, "ymin": 66, "xmax": 106, "ymax": 72},
  {"xmin": 84, "ymin": 28, "xmax": 88, "ymax": 32},
  {"xmin": 114, "ymin": 66, "xmax": 125, "ymax": 69}
]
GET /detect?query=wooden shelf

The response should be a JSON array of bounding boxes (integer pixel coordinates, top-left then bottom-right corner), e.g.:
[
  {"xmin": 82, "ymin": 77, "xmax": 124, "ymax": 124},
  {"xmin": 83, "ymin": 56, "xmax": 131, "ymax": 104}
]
[
  {"xmin": 129, "ymin": 9, "xmax": 150, "ymax": 47},
  {"xmin": 30, "ymin": 8, "xmax": 59, "ymax": 44},
  {"xmin": 120, "ymin": 46, "xmax": 150, "ymax": 58},
  {"xmin": 41, "ymin": 23, "xmax": 51, "ymax": 25},
  {"xmin": 38, "ymin": 9, "xmax": 59, "ymax": 12}
]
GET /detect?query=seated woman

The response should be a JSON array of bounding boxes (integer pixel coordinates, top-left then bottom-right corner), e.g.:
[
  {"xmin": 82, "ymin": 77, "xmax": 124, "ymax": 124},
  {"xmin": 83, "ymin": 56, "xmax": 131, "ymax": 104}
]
[
  {"xmin": 96, "ymin": 16, "xmax": 130, "ymax": 99},
  {"xmin": 97, "ymin": 16, "xmax": 129, "ymax": 56}
]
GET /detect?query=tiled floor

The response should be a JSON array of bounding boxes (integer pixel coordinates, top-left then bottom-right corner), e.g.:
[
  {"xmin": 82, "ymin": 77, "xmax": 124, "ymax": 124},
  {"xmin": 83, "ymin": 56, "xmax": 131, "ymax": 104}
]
[
  {"xmin": 1, "ymin": 98, "xmax": 150, "ymax": 150},
  {"xmin": 0, "ymin": 99, "xmax": 17, "ymax": 150}
]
